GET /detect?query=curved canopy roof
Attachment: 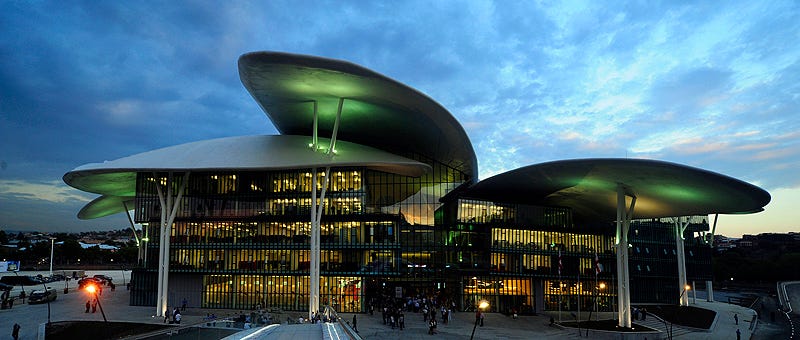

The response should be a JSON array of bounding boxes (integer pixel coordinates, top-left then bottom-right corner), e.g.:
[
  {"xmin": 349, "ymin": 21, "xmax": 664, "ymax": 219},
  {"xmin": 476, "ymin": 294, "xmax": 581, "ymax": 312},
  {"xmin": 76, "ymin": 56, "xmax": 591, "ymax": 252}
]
[
  {"xmin": 63, "ymin": 134, "xmax": 430, "ymax": 197},
  {"xmin": 461, "ymin": 158, "xmax": 770, "ymax": 223},
  {"xmin": 78, "ymin": 195, "xmax": 134, "ymax": 220},
  {"xmin": 238, "ymin": 51, "xmax": 478, "ymax": 180}
]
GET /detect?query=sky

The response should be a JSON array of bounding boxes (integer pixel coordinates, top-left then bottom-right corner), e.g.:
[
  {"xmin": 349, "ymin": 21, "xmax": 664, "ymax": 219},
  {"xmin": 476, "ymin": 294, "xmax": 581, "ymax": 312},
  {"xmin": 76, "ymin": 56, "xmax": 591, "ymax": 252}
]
[{"xmin": 1, "ymin": 1, "xmax": 798, "ymax": 237}]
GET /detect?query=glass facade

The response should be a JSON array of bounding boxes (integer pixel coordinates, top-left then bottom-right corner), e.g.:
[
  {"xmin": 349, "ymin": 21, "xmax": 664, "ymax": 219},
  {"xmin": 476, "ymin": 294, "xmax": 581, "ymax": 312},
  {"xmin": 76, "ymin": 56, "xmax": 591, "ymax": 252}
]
[
  {"xmin": 130, "ymin": 154, "xmax": 473, "ymax": 310},
  {"xmin": 131, "ymin": 163, "xmax": 711, "ymax": 313},
  {"xmin": 128, "ymin": 168, "xmax": 713, "ymax": 313}
]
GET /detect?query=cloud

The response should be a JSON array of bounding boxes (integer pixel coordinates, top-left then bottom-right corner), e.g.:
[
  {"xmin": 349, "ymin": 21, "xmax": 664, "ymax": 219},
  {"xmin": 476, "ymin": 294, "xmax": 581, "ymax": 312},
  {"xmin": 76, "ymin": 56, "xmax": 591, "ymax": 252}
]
[{"xmin": 0, "ymin": 180, "xmax": 91, "ymax": 204}]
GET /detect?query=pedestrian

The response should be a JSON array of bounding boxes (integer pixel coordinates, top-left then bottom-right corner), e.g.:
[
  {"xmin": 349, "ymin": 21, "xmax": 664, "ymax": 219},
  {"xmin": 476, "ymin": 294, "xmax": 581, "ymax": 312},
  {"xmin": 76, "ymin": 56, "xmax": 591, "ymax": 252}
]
[
  {"xmin": 164, "ymin": 307, "xmax": 172, "ymax": 323},
  {"xmin": 182, "ymin": 297, "xmax": 188, "ymax": 311},
  {"xmin": 12, "ymin": 323, "xmax": 20, "ymax": 340},
  {"xmin": 734, "ymin": 313, "xmax": 738, "ymax": 325},
  {"xmin": 641, "ymin": 308, "xmax": 647, "ymax": 321},
  {"xmin": 353, "ymin": 314, "xmax": 358, "ymax": 332},
  {"xmin": 85, "ymin": 300, "xmax": 91, "ymax": 313},
  {"xmin": 174, "ymin": 310, "xmax": 182, "ymax": 324},
  {"xmin": 480, "ymin": 312, "xmax": 485, "ymax": 327},
  {"xmin": 92, "ymin": 298, "xmax": 98, "ymax": 313},
  {"xmin": 736, "ymin": 328, "xmax": 741, "ymax": 340},
  {"xmin": 399, "ymin": 313, "xmax": 405, "ymax": 330}
]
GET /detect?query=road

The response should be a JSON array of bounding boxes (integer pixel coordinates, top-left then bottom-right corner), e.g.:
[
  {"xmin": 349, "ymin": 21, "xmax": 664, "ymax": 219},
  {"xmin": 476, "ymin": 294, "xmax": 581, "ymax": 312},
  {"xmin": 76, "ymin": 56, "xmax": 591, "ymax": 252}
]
[{"xmin": 0, "ymin": 270, "xmax": 138, "ymax": 340}]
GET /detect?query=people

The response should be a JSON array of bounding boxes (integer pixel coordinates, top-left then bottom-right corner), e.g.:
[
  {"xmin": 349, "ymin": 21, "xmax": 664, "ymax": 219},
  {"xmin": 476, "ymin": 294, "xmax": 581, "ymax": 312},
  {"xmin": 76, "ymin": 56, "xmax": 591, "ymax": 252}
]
[
  {"xmin": 85, "ymin": 300, "xmax": 90, "ymax": 313},
  {"xmin": 428, "ymin": 317, "xmax": 437, "ymax": 335},
  {"xmin": 174, "ymin": 309, "xmax": 182, "ymax": 324},
  {"xmin": 92, "ymin": 298, "xmax": 98, "ymax": 313},
  {"xmin": 12, "ymin": 323, "xmax": 20, "ymax": 340},
  {"xmin": 352, "ymin": 314, "xmax": 358, "ymax": 332}
]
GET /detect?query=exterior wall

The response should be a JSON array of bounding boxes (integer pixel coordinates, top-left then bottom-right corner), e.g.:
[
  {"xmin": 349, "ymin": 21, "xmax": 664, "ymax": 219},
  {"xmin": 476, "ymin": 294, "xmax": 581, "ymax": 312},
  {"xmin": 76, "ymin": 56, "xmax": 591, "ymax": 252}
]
[
  {"xmin": 628, "ymin": 217, "xmax": 712, "ymax": 305},
  {"xmin": 130, "ymin": 154, "xmax": 472, "ymax": 311},
  {"xmin": 128, "ymin": 167, "xmax": 714, "ymax": 313}
]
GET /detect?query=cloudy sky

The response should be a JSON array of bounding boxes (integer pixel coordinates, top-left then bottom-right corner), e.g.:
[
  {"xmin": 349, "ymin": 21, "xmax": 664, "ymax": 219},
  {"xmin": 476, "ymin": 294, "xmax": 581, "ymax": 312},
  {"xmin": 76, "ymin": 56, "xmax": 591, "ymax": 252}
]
[{"xmin": 1, "ymin": 1, "xmax": 798, "ymax": 236}]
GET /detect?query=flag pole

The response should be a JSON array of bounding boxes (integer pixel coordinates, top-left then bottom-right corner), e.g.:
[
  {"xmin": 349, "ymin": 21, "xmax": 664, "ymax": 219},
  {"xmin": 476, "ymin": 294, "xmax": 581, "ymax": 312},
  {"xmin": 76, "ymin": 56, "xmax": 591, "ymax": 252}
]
[
  {"xmin": 595, "ymin": 252, "xmax": 600, "ymax": 321},
  {"xmin": 577, "ymin": 255, "xmax": 581, "ymax": 324},
  {"xmin": 558, "ymin": 248, "xmax": 562, "ymax": 323}
]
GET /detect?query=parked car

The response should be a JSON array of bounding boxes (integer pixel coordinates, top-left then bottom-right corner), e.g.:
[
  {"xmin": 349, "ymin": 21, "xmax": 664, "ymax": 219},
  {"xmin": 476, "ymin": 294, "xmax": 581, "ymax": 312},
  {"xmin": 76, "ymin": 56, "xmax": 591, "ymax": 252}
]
[
  {"xmin": 93, "ymin": 274, "xmax": 113, "ymax": 285},
  {"xmin": 78, "ymin": 277, "xmax": 102, "ymax": 289},
  {"xmin": 28, "ymin": 287, "xmax": 57, "ymax": 304}
]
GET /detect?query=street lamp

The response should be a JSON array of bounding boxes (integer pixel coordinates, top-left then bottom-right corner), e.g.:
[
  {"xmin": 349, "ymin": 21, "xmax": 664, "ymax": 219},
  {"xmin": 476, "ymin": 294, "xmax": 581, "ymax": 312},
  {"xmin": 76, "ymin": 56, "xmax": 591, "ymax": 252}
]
[
  {"xmin": 669, "ymin": 284, "xmax": 692, "ymax": 340},
  {"xmin": 84, "ymin": 283, "xmax": 108, "ymax": 322},
  {"xmin": 470, "ymin": 300, "xmax": 489, "ymax": 340}
]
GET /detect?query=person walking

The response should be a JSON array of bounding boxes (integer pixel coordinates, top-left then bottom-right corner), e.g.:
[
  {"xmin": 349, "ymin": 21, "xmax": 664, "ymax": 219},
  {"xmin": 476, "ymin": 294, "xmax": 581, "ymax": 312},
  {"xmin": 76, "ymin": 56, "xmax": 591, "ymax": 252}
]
[
  {"xmin": 92, "ymin": 298, "xmax": 98, "ymax": 313},
  {"xmin": 736, "ymin": 328, "xmax": 741, "ymax": 340},
  {"xmin": 399, "ymin": 313, "xmax": 405, "ymax": 330},
  {"xmin": 352, "ymin": 314, "xmax": 358, "ymax": 332},
  {"xmin": 734, "ymin": 313, "xmax": 739, "ymax": 325},
  {"xmin": 12, "ymin": 323, "xmax": 20, "ymax": 340},
  {"xmin": 85, "ymin": 300, "xmax": 91, "ymax": 313},
  {"xmin": 164, "ymin": 306, "xmax": 172, "ymax": 323}
]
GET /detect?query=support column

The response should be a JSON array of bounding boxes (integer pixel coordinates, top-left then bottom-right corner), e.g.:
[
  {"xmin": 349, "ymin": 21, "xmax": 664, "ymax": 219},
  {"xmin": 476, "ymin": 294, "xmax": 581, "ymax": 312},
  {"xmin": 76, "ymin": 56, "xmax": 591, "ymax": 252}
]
[
  {"xmin": 309, "ymin": 167, "xmax": 331, "ymax": 318},
  {"xmin": 310, "ymin": 168, "xmax": 318, "ymax": 318},
  {"xmin": 615, "ymin": 184, "xmax": 636, "ymax": 328},
  {"xmin": 308, "ymin": 98, "xmax": 344, "ymax": 318},
  {"xmin": 706, "ymin": 280, "xmax": 714, "ymax": 302},
  {"xmin": 154, "ymin": 172, "xmax": 190, "ymax": 317},
  {"xmin": 122, "ymin": 201, "xmax": 143, "ymax": 263},
  {"xmin": 672, "ymin": 217, "xmax": 690, "ymax": 306}
]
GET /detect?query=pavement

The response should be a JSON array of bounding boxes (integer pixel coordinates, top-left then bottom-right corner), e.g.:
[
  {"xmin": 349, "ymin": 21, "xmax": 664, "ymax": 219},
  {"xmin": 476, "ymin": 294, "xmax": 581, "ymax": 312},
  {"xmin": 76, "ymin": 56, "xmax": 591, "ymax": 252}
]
[{"xmin": 0, "ymin": 270, "xmax": 783, "ymax": 339}]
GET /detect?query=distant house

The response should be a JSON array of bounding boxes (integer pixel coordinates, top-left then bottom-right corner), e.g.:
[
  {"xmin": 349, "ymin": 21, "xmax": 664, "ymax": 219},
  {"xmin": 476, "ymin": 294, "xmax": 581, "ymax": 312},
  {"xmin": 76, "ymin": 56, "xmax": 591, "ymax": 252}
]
[{"xmin": 79, "ymin": 242, "xmax": 119, "ymax": 251}]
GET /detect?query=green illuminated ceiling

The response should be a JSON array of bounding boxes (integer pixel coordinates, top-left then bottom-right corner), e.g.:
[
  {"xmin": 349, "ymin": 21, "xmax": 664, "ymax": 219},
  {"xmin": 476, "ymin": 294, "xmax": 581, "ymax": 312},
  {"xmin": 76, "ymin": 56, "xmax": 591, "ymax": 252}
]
[
  {"xmin": 238, "ymin": 52, "xmax": 478, "ymax": 180},
  {"xmin": 462, "ymin": 158, "xmax": 771, "ymax": 223}
]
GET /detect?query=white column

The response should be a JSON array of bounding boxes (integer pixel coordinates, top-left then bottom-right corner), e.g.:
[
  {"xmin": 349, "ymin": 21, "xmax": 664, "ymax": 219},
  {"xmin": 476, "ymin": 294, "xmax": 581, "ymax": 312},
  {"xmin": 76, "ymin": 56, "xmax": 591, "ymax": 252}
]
[
  {"xmin": 154, "ymin": 172, "xmax": 189, "ymax": 317},
  {"xmin": 309, "ymin": 168, "xmax": 319, "ymax": 318},
  {"xmin": 706, "ymin": 280, "xmax": 714, "ymax": 302},
  {"xmin": 616, "ymin": 185, "xmax": 635, "ymax": 328},
  {"xmin": 673, "ymin": 217, "xmax": 690, "ymax": 306}
]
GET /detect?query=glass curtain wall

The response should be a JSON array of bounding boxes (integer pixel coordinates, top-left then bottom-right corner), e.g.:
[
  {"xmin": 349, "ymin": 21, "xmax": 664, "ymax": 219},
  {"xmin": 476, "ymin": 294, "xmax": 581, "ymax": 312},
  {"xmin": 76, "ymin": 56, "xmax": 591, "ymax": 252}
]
[{"xmin": 133, "ymin": 153, "xmax": 470, "ymax": 311}]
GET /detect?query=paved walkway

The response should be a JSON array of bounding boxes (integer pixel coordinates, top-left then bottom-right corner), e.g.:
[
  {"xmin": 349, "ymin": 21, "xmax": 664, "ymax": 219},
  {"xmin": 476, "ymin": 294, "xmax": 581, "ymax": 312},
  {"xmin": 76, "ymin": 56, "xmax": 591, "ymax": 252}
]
[{"xmin": 0, "ymin": 270, "xmax": 779, "ymax": 339}]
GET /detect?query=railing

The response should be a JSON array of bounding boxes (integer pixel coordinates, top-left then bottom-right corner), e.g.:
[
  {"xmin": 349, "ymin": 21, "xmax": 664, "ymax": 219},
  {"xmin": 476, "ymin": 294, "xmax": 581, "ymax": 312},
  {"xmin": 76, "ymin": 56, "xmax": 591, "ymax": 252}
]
[{"xmin": 325, "ymin": 305, "xmax": 362, "ymax": 340}]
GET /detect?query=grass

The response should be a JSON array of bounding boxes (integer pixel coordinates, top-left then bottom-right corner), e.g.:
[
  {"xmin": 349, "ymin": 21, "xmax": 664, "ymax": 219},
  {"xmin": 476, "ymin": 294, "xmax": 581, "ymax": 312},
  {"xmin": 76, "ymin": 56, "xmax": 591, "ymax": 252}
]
[
  {"xmin": 645, "ymin": 305, "xmax": 716, "ymax": 329},
  {"xmin": 559, "ymin": 319, "xmax": 658, "ymax": 332},
  {"xmin": 45, "ymin": 321, "xmax": 171, "ymax": 339}
]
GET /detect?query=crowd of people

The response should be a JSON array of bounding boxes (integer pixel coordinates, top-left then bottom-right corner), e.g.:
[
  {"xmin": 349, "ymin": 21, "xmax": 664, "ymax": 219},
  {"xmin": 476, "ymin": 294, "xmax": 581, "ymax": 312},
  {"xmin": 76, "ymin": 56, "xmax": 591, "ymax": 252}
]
[{"xmin": 366, "ymin": 291, "xmax": 458, "ymax": 335}]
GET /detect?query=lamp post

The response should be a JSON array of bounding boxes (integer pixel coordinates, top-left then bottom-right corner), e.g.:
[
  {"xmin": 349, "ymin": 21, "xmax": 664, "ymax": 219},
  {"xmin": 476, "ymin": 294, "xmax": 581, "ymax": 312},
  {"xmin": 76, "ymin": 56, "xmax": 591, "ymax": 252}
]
[
  {"xmin": 470, "ymin": 300, "xmax": 489, "ymax": 340},
  {"xmin": 49, "ymin": 237, "xmax": 55, "ymax": 276},
  {"xmin": 669, "ymin": 284, "xmax": 691, "ymax": 340},
  {"xmin": 85, "ymin": 283, "xmax": 108, "ymax": 322}
]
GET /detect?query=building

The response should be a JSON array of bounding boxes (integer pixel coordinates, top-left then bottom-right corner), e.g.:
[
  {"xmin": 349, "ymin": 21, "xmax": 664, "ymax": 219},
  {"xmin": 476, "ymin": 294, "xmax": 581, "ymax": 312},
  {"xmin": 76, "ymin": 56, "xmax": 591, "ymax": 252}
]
[{"xmin": 63, "ymin": 51, "xmax": 770, "ymax": 327}]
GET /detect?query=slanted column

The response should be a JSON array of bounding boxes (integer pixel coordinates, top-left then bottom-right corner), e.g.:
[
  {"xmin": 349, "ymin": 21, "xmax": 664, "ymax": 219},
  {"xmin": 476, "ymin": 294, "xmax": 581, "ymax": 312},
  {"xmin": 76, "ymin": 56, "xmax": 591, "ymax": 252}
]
[
  {"xmin": 673, "ymin": 217, "xmax": 690, "ymax": 306},
  {"xmin": 615, "ymin": 184, "xmax": 636, "ymax": 328},
  {"xmin": 308, "ymin": 98, "xmax": 343, "ymax": 318},
  {"xmin": 154, "ymin": 172, "xmax": 190, "ymax": 317}
]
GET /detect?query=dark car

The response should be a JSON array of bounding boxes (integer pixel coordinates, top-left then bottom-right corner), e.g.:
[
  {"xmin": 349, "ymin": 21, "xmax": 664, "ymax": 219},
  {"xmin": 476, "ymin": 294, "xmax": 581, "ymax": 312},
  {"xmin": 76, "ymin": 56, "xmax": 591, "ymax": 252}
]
[
  {"xmin": 78, "ymin": 277, "xmax": 102, "ymax": 289},
  {"xmin": 93, "ymin": 274, "xmax": 113, "ymax": 286},
  {"xmin": 28, "ymin": 287, "xmax": 57, "ymax": 304}
]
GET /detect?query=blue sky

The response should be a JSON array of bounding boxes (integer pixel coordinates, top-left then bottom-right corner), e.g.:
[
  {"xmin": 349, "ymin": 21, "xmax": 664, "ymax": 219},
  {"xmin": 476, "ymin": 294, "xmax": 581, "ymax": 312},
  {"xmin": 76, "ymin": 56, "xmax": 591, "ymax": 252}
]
[{"xmin": 1, "ymin": 1, "xmax": 798, "ymax": 237}]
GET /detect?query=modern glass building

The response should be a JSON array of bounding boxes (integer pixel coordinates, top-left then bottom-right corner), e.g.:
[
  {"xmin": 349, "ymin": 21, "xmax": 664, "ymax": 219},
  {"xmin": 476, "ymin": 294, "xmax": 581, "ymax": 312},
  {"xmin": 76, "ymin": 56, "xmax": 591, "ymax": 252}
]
[{"xmin": 63, "ymin": 51, "xmax": 770, "ymax": 325}]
